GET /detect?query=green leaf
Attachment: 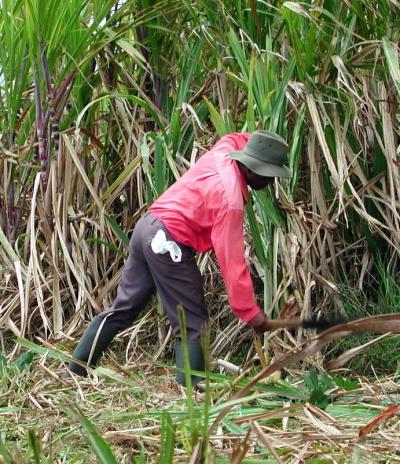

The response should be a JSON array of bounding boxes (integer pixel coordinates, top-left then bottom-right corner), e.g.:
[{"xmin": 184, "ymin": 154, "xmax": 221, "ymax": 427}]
[
  {"xmin": 159, "ymin": 413, "xmax": 175, "ymax": 464},
  {"xmin": 203, "ymin": 97, "xmax": 228, "ymax": 136},
  {"xmin": 0, "ymin": 355, "xmax": 8, "ymax": 370},
  {"xmin": 228, "ymin": 28, "xmax": 249, "ymax": 85},
  {"xmin": 221, "ymin": 418, "xmax": 246, "ymax": 434},
  {"xmin": 69, "ymin": 404, "xmax": 118, "ymax": 464},
  {"xmin": 0, "ymin": 438, "xmax": 13, "ymax": 464},
  {"xmin": 245, "ymin": 200, "xmax": 267, "ymax": 268},
  {"xmin": 382, "ymin": 37, "xmax": 400, "ymax": 98},
  {"xmin": 28, "ymin": 429, "xmax": 42, "ymax": 464},
  {"xmin": 303, "ymin": 369, "xmax": 334, "ymax": 409},
  {"xmin": 15, "ymin": 351, "xmax": 35, "ymax": 370},
  {"xmin": 0, "ymin": 224, "xmax": 21, "ymax": 264},
  {"xmin": 246, "ymin": 53, "xmax": 256, "ymax": 132},
  {"xmin": 16, "ymin": 337, "xmax": 71, "ymax": 363},
  {"xmin": 177, "ymin": 306, "xmax": 199, "ymax": 448},
  {"xmin": 0, "ymin": 406, "xmax": 21, "ymax": 414},
  {"xmin": 309, "ymin": 389, "xmax": 330, "ymax": 409},
  {"xmin": 335, "ymin": 377, "xmax": 359, "ymax": 391},
  {"xmin": 132, "ymin": 441, "xmax": 147, "ymax": 463},
  {"xmin": 253, "ymin": 189, "xmax": 284, "ymax": 228},
  {"xmin": 154, "ymin": 135, "xmax": 168, "ymax": 196},
  {"xmin": 268, "ymin": 56, "xmax": 295, "ymax": 132},
  {"xmin": 85, "ymin": 237, "xmax": 127, "ymax": 258},
  {"xmin": 104, "ymin": 214, "xmax": 130, "ymax": 247},
  {"xmin": 171, "ymin": 108, "xmax": 181, "ymax": 155},
  {"xmin": 175, "ymin": 39, "xmax": 204, "ymax": 108}
]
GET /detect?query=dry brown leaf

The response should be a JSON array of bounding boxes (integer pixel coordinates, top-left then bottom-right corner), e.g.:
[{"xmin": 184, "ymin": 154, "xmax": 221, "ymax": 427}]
[
  {"xmin": 210, "ymin": 313, "xmax": 400, "ymax": 433},
  {"xmin": 326, "ymin": 333, "xmax": 389, "ymax": 370},
  {"xmin": 250, "ymin": 421, "xmax": 283, "ymax": 463},
  {"xmin": 359, "ymin": 404, "xmax": 400, "ymax": 438}
]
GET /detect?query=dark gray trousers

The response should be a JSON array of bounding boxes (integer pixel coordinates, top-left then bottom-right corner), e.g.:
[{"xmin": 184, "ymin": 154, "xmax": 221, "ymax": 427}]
[{"xmin": 99, "ymin": 212, "xmax": 208, "ymax": 340}]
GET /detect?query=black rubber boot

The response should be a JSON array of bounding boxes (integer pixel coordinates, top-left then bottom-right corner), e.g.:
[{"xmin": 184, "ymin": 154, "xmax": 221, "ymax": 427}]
[
  {"xmin": 175, "ymin": 340, "xmax": 205, "ymax": 387},
  {"xmin": 68, "ymin": 315, "xmax": 119, "ymax": 376}
]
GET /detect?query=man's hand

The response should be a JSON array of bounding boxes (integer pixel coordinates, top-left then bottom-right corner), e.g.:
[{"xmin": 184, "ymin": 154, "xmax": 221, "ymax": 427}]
[{"xmin": 247, "ymin": 312, "xmax": 270, "ymax": 334}]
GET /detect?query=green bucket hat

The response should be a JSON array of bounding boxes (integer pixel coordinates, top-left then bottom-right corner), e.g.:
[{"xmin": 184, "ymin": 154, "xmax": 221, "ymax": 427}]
[{"xmin": 229, "ymin": 130, "xmax": 292, "ymax": 178}]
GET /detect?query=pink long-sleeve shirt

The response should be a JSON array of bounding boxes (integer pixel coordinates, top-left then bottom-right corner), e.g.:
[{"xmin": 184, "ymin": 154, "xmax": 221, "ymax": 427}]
[{"xmin": 149, "ymin": 132, "xmax": 262, "ymax": 323}]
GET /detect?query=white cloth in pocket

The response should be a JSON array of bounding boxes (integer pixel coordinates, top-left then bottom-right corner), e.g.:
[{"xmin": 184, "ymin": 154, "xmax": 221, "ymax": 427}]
[{"xmin": 150, "ymin": 229, "xmax": 182, "ymax": 263}]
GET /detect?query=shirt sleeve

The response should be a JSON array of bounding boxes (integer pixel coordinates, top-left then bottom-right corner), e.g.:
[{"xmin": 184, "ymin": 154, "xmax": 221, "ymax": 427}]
[
  {"xmin": 211, "ymin": 207, "xmax": 262, "ymax": 323},
  {"xmin": 213, "ymin": 132, "xmax": 251, "ymax": 152}
]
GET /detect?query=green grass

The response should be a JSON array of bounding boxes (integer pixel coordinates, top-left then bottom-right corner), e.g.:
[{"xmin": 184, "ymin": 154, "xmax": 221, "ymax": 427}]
[
  {"xmin": 326, "ymin": 264, "xmax": 400, "ymax": 375},
  {"xmin": 1, "ymin": 338, "xmax": 400, "ymax": 463}
]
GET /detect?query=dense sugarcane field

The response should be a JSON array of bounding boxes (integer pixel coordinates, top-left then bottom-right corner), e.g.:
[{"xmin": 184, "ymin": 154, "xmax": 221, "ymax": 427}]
[{"xmin": 1, "ymin": 0, "xmax": 400, "ymax": 462}]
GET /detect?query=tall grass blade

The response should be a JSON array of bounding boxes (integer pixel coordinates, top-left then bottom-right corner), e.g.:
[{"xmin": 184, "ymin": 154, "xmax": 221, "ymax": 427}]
[
  {"xmin": 104, "ymin": 214, "xmax": 130, "ymax": 247},
  {"xmin": 27, "ymin": 430, "xmax": 41, "ymax": 464},
  {"xmin": 0, "ymin": 439, "xmax": 13, "ymax": 464},
  {"xmin": 382, "ymin": 38, "xmax": 400, "ymax": 98},
  {"xmin": 69, "ymin": 404, "xmax": 118, "ymax": 464},
  {"xmin": 177, "ymin": 306, "xmax": 199, "ymax": 449},
  {"xmin": 159, "ymin": 412, "xmax": 175, "ymax": 464}
]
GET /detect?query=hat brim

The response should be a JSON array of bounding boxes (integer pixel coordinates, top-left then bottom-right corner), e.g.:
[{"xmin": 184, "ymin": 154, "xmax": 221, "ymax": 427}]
[{"xmin": 229, "ymin": 149, "xmax": 292, "ymax": 178}]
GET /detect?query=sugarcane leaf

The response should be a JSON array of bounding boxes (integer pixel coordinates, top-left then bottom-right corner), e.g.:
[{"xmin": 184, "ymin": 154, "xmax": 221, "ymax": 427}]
[
  {"xmin": 382, "ymin": 37, "xmax": 400, "ymax": 98},
  {"xmin": 104, "ymin": 214, "xmax": 130, "ymax": 247},
  {"xmin": 203, "ymin": 97, "xmax": 228, "ymax": 137}
]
